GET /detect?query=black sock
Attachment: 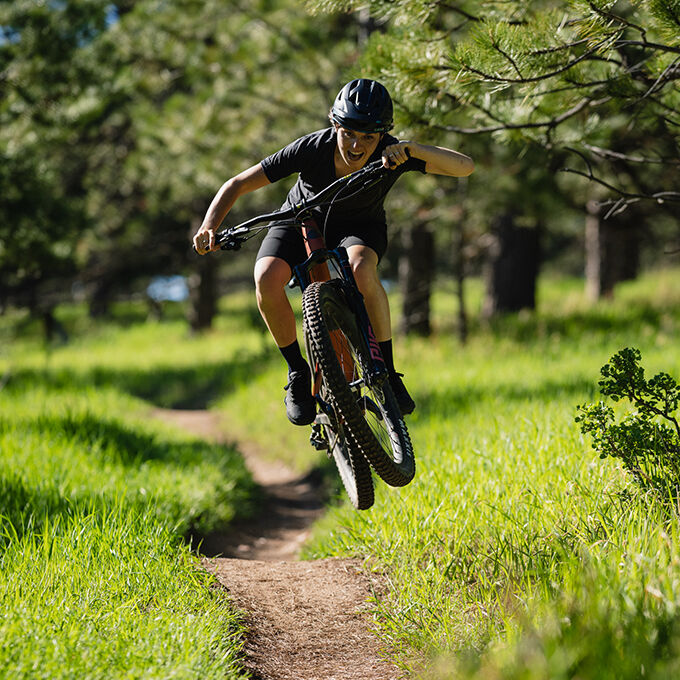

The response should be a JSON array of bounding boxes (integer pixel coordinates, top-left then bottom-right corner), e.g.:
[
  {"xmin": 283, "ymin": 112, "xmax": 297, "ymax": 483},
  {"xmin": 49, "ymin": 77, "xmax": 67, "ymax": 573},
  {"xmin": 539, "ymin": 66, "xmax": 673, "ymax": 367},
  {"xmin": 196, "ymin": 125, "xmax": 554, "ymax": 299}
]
[
  {"xmin": 279, "ymin": 340, "xmax": 309, "ymax": 374},
  {"xmin": 378, "ymin": 339, "xmax": 396, "ymax": 375}
]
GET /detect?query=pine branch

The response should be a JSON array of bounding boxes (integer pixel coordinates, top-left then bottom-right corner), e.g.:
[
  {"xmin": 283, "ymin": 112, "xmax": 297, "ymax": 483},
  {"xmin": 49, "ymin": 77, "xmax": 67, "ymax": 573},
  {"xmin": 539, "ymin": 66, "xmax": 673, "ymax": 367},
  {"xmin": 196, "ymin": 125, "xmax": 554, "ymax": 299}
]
[
  {"xmin": 646, "ymin": 94, "xmax": 680, "ymax": 117},
  {"xmin": 433, "ymin": 92, "xmax": 610, "ymax": 135},
  {"xmin": 529, "ymin": 39, "xmax": 591, "ymax": 57},
  {"xmin": 434, "ymin": 1, "xmax": 481, "ymax": 23},
  {"xmin": 490, "ymin": 36, "xmax": 524, "ymax": 79},
  {"xmin": 585, "ymin": 1, "xmax": 649, "ymax": 40},
  {"xmin": 490, "ymin": 79, "xmax": 611, "ymax": 100},
  {"xmin": 457, "ymin": 37, "xmax": 615, "ymax": 84},
  {"xmin": 640, "ymin": 56, "xmax": 680, "ymax": 100},
  {"xmin": 617, "ymin": 40, "xmax": 680, "ymax": 56},
  {"xmin": 561, "ymin": 165, "xmax": 680, "ymax": 213},
  {"xmin": 583, "ymin": 144, "xmax": 680, "ymax": 166},
  {"xmin": 560, "ymin": 147, "xmax": 680, "ymax": 213}
]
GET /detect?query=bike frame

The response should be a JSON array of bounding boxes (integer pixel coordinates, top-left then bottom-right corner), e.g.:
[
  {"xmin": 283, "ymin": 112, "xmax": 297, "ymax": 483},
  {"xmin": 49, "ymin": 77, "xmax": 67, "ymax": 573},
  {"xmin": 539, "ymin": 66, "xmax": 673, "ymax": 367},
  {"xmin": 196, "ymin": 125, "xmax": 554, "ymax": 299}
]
[
  {"xmin": 291, "ymin": 218, "xmax": 387, "ymax": 387},
  {"xmin": 216, "ymin": 159, "xmax": 391, "ymax": 389}
]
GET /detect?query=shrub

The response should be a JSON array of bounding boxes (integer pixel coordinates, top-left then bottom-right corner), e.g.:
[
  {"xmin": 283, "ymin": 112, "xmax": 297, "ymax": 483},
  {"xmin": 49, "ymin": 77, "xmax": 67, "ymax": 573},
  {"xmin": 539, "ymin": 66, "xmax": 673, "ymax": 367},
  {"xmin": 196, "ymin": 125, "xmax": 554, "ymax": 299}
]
[{"xmin": 576, "ymin": 347, "xmax": 680, "ymax": 498}]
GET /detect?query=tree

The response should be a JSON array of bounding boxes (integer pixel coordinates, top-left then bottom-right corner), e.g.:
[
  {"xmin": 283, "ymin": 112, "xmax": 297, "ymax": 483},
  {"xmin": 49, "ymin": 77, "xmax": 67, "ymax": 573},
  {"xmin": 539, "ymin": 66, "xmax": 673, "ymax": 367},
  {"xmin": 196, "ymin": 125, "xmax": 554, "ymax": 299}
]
[
  {"xmin": 1, "ymin": 0, "xmax": 365, "ymax": 328},
  {"xmin": 399, "ymin": 218, "xmax": 435, "ymax": 335},
  {"xmin": 481, "ymin": 213, "xmax": 541, "ymax": 317},
  {"xmin": 313, "ymin": 0, "xmax": 679, "ymax": 302},
  {"xmin": 357, "ymin": 0, "xmax": 679, "ymax": 210},
  {"xmin": 0, "ymin": 0, "xmax": 111, "ymax": 315}
]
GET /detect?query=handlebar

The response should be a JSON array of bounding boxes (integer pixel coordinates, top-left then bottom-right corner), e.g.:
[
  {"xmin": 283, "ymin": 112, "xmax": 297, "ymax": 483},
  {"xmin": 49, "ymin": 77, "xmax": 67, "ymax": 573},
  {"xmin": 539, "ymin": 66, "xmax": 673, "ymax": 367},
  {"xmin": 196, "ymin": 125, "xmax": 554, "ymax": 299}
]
[{"xmin": 215, "ymin": 159, "xmax": 390, "ymax": 250}]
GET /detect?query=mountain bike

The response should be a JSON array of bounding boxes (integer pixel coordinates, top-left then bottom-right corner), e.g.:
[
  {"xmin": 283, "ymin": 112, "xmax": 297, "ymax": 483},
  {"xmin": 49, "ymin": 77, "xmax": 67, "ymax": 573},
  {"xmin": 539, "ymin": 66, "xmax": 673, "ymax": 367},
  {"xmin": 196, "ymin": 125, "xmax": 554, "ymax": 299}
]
[{"xmin": 214, "ymin": 160, "xmax": 415, "ymax": 510}]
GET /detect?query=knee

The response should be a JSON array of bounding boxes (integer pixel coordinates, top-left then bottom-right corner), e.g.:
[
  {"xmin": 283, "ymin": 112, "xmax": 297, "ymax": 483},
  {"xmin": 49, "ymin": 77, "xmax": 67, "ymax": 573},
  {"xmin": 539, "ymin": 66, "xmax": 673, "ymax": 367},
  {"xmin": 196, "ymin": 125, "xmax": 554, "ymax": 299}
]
[
  {"xmin": 350, "ymin": 257, "xmax": 379, "ymax": 295},
  {"xmin": 254, "ymin": 258, "xmax": 290, "ymax": 303}
]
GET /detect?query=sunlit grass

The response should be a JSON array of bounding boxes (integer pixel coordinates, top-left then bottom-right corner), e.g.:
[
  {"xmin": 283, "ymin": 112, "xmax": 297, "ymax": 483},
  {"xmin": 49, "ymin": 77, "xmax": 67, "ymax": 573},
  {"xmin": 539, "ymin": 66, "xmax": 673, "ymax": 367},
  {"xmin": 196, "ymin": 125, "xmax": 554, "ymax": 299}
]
[
  {"xmin": 3, "ymin": 267, "xmax": 680, "ymax": 678},
  {"xmin": 0, "ymin": 503, "xmax": 248, "ymax": 679},
  {"xmin": 302, "ymin": 267, "xmax": 680, "ymax": 678},
  {"xmin": 0, "ymin": 300, "xmax": 264, "ymax": 679}
]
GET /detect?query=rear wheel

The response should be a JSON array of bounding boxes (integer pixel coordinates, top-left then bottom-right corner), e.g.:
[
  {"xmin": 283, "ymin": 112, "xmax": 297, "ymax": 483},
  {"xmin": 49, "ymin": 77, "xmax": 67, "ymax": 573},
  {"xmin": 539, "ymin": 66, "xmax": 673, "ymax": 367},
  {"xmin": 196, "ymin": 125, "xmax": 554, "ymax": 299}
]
[
  {"xmin": 302, "ymin": 280, "xmax": 415, "ymax": 487},
  {"xmin": 314, "ymin": 411, "xmax": 375, "ymax": 510},
  {"xmin": 306, "ymin": 340, "xmax": 374, "ymax": 510}
]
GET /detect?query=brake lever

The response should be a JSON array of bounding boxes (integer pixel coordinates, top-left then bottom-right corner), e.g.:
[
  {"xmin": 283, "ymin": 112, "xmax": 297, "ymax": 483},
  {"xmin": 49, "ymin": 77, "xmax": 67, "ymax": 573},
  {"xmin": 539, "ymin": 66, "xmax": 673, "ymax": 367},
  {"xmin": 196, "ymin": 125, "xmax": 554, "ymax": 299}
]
[
  {"xmin": 216, "ymin": 227, "xmax": 246, "ymax": 251},
  {"xmin": 220, "ymin": 239, "xmax": 242, "ymax": 251}
]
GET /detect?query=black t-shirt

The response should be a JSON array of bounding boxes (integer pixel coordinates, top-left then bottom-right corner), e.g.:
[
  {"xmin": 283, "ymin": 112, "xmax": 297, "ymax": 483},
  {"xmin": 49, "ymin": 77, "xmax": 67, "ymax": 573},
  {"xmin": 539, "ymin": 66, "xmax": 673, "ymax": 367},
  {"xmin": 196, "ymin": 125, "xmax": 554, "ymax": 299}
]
[{"xmin": 260, "ymin": 127, "xmax": 426, "ymax": 232}]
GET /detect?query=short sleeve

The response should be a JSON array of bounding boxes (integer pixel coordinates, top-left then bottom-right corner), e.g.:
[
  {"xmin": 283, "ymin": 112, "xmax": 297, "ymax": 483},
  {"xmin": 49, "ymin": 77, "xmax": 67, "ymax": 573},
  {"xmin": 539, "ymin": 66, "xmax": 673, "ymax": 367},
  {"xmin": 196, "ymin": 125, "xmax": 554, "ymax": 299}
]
[{"xmin": 261, "ymin": 130, "xmax": 330, "ymax": 184}]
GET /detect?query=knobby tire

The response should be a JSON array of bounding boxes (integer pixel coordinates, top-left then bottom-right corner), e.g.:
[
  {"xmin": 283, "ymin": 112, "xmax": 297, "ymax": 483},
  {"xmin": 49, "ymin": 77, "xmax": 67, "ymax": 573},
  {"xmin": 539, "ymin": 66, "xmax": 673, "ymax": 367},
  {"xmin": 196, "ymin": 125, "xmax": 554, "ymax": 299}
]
[
  {"xmin": 302, "ymin": 280, "xmax": 415, "ymax": 487},
  {"xmin": 305, "ymin": 328, "xmax": 374, "ymax": 510},
  {"xmin": 318, "ymin": 411, "xmax": 375, "ymax": 510}
]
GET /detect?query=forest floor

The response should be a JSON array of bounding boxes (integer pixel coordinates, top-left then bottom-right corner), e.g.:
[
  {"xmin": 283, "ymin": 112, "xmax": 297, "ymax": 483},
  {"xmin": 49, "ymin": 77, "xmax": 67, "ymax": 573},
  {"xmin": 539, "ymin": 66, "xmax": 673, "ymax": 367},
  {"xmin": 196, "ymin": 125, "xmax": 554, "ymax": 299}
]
[{"xmin": 152, "ymin": 408, "xmax": 404, "ymax": 680}]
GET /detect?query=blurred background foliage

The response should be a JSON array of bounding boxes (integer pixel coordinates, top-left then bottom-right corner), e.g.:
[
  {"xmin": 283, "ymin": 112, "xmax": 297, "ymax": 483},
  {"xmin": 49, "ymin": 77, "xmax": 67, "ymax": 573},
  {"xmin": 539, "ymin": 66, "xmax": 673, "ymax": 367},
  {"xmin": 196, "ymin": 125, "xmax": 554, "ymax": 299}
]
[{"xmin": 1, "ymin": 0, "xmax": 678, "ymax": 337}]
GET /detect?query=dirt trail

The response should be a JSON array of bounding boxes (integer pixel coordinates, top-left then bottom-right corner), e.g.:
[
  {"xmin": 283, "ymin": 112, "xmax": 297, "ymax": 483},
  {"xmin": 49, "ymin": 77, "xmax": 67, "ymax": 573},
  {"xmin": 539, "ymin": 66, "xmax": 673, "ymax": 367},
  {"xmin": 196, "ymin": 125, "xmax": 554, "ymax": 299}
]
[{"xmin": 153, "ymin": 408, "xmax": 403, "ymax": 680}]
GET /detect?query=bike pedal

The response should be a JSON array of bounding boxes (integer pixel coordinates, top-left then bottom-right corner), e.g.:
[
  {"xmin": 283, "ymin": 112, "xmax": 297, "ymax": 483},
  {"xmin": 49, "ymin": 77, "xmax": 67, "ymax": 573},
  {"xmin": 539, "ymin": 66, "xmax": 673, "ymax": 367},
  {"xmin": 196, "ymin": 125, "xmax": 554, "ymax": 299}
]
[{"xmin": 309, "ymin": 424, "xmax": 329, "ymax": 452}]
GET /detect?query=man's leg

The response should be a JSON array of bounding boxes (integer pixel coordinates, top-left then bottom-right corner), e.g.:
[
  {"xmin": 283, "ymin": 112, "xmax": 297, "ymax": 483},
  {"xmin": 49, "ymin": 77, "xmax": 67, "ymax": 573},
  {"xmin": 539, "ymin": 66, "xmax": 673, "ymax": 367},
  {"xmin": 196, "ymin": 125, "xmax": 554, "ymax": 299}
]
[
  {"xmin": 346, "ymin": 245, "xmax": 415, "ymax": 415},
  {"xmin": 254, "ymin": 255, "xmax": 296, "ymax": 346},
  {"xmin": 254, "ymin": 256, "xmax": 315, "ymax": 425},
  {"xmin": 345, "ymin": 245, "xmax": 391, "ymax": 341}
]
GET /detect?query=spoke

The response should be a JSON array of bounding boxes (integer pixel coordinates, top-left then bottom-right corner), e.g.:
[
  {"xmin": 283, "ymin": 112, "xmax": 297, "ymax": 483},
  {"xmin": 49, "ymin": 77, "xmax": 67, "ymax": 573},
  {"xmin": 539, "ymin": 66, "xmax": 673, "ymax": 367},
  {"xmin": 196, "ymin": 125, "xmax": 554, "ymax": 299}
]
[{"xmin": 328, "ymin": 428, "xmax": 340, "ymax": 451}]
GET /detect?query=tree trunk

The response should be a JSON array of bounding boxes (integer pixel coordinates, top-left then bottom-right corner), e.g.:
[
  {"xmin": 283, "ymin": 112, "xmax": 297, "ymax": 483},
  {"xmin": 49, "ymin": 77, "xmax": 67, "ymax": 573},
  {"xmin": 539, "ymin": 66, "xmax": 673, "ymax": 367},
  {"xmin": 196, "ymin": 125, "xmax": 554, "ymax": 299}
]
[
  {"xmin": 187, "ymin": 210, "xmax": 218, "ymax": 332},
  {"xmin": 455, "ymin": 221, "xmax": 468, "ymax": 344},
  {"xmin": 399, "ymin": 222, "xmax": 434, "ymax": 336},
  {"xmin": 42, "ymin": 307, "xmax": 69, "ymax": 344},
  {"xmin": 454, "ymin": 180, "xmax": 469, "ymax": 344},
  {"xmin": 357, "ymin": 9, "xmax": 378, "ymax": 44},
  {"xmin": 585, "ymin": 201, "xmax": 640, "ymax": 301},
  {"xmin": 188, "ymin": 254, "xmax": 218, "ymax": 332},
  {"xmin": 89, "ymin": 279, "xmax": 111, "ymax": 318},
  {"xmin": 482, "ymin": 213, "xmax": 540, "ymax": 318}
]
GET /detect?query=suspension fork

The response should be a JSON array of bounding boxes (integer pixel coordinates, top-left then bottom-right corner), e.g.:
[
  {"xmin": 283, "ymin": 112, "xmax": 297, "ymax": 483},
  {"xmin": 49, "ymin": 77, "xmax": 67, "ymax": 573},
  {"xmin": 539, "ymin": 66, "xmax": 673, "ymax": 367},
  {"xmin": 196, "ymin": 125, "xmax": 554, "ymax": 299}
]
[
  {"xmin": 331, "ymin": 246, "xmax": 388, "ymax": 386},
  {"xmin": 293, "ymin": 220, "xmax": 356, "ymax": 389}
]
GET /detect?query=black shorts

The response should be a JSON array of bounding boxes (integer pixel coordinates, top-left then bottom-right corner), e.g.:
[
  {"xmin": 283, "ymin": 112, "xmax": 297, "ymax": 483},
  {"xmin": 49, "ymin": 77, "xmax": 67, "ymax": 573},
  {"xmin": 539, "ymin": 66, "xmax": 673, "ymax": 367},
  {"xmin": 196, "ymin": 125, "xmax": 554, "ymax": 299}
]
[{"xmin": 256, "ymin": 222, "xmax": 388, "ymax": 270}]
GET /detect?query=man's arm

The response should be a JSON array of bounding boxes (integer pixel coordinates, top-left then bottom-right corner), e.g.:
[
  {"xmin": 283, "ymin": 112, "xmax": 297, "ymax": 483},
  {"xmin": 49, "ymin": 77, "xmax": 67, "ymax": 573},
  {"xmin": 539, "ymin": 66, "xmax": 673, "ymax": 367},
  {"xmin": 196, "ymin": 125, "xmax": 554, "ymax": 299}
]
[
  {"xmin": 382, "ymin": 141, "xmax": 474, "ymax": 177},
  {"xmin": 193, "ymin": 163, "xmax": 271, "ymax": 254}
]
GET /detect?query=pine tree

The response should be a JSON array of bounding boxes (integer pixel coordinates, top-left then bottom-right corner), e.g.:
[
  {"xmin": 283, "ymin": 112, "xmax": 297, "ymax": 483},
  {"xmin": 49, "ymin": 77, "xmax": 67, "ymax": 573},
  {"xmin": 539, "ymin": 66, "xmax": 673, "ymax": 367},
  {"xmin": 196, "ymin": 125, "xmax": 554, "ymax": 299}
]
[{"xmin": 312, "ymin": 0, "xmax": 679, "ymax": 305}]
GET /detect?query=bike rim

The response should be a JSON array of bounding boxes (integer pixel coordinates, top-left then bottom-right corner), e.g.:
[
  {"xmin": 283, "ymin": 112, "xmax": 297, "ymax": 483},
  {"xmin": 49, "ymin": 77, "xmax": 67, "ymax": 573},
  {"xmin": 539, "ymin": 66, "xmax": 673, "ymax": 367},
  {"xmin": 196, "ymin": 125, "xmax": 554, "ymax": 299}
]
[{"xmin": 326, "ymin": 309, "xmax": 403, "ymax": 465}]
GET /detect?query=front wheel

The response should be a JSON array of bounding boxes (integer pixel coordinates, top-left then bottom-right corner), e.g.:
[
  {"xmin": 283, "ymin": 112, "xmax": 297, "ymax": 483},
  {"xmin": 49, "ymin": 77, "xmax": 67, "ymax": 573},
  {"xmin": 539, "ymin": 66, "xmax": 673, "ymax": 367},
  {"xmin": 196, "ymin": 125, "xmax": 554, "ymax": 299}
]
[{"xmin": 302, "ymin": 280, "xmax": 415, "ymax": 487}]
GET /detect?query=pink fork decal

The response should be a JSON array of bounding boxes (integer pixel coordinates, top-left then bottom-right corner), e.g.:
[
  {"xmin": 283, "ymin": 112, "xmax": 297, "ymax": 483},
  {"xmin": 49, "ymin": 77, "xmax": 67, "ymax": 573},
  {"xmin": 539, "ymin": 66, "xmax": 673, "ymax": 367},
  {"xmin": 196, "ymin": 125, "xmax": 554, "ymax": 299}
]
[{"xmin": 367, "ymin": 325, "xmax": 384, "ymax": 364}]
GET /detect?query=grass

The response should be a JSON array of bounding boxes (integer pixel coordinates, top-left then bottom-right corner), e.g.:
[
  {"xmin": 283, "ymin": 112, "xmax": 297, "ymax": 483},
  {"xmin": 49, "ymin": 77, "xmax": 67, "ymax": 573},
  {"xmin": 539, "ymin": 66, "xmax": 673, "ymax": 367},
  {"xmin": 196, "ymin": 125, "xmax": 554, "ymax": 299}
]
[
  {"xmin": 299, "ymin": 267, "xmax": 680, "ymax": 678},
  {"xmin": 0, "ymin": 300, "xmax": 268, "ymax": 679},
  {"xmin": 0, "ymin": 502, "xmax": 247, "ymax": 679},
  {"xmin": 3, "ymin": 268, "xmax": 680, "ymax": 678}
]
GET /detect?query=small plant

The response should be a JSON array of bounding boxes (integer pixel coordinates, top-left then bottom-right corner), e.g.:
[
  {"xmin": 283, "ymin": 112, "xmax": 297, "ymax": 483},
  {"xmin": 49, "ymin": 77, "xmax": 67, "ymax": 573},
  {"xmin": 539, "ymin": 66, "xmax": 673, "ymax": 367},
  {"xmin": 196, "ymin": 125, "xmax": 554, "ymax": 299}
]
[{"xmin": 576, "ymin": 347, "xmax": 680, "ymax": 498}]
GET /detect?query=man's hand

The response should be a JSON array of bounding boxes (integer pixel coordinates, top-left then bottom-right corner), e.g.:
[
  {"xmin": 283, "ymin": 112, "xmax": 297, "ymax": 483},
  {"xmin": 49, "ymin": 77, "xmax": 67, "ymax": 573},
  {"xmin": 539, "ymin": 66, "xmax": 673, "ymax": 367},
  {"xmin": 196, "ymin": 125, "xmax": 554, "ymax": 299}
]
[
  {"xmin": 382, "ymin": 142, "xmax": 411, "ymax": 169},
  {"xmin": 193, "ymin": 227, "xmax": 217, "ymax": 255}
]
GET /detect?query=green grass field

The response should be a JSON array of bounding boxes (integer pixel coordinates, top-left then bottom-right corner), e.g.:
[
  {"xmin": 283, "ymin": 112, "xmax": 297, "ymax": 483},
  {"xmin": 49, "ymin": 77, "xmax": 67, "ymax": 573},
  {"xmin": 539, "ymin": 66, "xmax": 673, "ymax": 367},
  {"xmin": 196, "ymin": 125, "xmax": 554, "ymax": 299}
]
[
  {"xmin": 2, "ymin": 268, "xmax": 679, "ymax": 678},
  {"xmin": 0, "ymin": 303, "xmax": 264, "ymax": 679},
  {"xmin": 303, "ymin": 269, "xmax": 680, "ymax": 679}
]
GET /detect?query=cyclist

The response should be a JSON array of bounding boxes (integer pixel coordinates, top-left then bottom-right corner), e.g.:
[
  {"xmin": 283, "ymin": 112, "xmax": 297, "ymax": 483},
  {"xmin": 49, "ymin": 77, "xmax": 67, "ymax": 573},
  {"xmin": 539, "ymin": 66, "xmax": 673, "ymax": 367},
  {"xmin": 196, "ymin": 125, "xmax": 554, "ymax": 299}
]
[{"xmin": 193, "ymin": 78, "xmax": 474, "ymax": 426}]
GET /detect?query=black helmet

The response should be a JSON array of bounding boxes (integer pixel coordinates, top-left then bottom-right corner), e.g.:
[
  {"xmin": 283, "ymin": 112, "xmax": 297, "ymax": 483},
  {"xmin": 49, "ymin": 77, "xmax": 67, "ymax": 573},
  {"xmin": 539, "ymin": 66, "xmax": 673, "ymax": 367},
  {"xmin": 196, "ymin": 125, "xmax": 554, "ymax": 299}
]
[{"xmin": 330, "ymin": 79, "xmax": 394, "ymax": 133}]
